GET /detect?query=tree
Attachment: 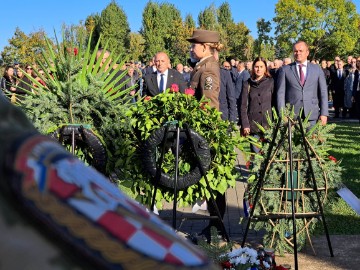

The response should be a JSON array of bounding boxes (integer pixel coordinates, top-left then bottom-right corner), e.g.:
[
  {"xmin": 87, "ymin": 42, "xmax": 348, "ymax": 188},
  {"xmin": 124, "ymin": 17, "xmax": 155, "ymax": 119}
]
[
  {"xmin": 184, "ymin": 14, "xmax": 196, "ymax": 29},
  {"xmin": 226, "ymin": 22, "xmax": 251, "ymax": 60},
  {"xmin": 141, "ymin": 2, "xmax": 166, "ymax": 59},
  {"xmin": 98, "ymin": 1, "xmax": 130, "ymax": 58},
  {"xmin": 1, "ymin": 28, "xmax": 48, "ymax": 66},
  {"xmin": 85, "ymin": 14, "xmax": 101, "ymax": 50},
  {"xmin": 140, "ymin": 2, "xmax": 189, "ymax": 63},
  {"xmin": 274, "ymin": 0, "xmax": 360, "ymax": 60},
  {"xmin": 254, "ymin": 18, "xmax": 274, "ymax": 58},
  {"xmin": 128, "ymin": 32, "xmax": 145, "ymax": 61},
  {"xmin": 217, "ymin": 2, "xmax": 234, "ymax": 28},
  {"xmin": 198, "ymin": 4, "xmax": 219, "ymax": 31}
]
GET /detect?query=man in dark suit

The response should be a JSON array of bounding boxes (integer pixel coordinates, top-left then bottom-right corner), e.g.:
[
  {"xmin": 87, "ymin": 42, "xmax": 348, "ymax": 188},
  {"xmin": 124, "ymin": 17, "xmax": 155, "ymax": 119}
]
[
  {"xmin": 332, "ymin": 60, "xmax": 346, "ymax": 118},
  {"xmin": 143, "ymin": 52, "xmax": 187, "ymax": 97},
  {"xmin": 234, "ymin": 61, "xmax": 250, "ymax": 124},
  {"xmin": 277, "ymin": 40, "xmax": 328, "ymax": 126}
]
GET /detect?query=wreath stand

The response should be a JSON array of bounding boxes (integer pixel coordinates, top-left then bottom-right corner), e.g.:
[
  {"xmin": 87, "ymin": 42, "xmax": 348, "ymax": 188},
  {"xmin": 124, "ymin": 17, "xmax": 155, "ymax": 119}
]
[
  {"xmin": 50, "ymin": 124, "xmax": 107, "ymax": 175},
  {"xmin": 148, "ymin": 122, "xmax": 230, "ymax": 242},
  {"xmin": 241, "ymin": 116, "xmax": 334, "ymax": 270}
]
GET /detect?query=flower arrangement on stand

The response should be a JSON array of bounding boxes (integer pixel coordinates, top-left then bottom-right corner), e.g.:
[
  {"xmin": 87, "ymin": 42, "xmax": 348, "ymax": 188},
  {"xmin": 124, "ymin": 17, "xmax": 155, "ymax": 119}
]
[
  {"xmin": 245, "ymin": 107, "xmax": 342, "ymax": 254},
  {"xmin": 17, "ymin": 29, "xmax": 133, "ymax": 176},
  {"xmin": 113, "ymin": 85, "xmax": 248, "ymax": 208}
]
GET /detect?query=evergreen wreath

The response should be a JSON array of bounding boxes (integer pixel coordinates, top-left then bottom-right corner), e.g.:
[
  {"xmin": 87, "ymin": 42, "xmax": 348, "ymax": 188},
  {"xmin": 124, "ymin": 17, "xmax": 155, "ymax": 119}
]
[
  {"xmin": 16, "ymin": 30, "xmax": 134, "ymax": 175},
  {"xmin": 244, "ymin": 106, "xmax": 342, "ymax": 254},
  {"xmin": 114, "ymin": 86, "xmax": 248, "ymax": 209},
  {"xmin": 140, "ymin": 125, "xmax": 212, "ymax": 190}
]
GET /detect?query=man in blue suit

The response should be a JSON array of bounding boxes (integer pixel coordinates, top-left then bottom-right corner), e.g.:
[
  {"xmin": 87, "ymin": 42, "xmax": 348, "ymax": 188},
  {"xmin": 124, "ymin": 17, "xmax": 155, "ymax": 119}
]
[{"xmin": 276, "ymin": 41, "xmax": 328, "ymax": 126}]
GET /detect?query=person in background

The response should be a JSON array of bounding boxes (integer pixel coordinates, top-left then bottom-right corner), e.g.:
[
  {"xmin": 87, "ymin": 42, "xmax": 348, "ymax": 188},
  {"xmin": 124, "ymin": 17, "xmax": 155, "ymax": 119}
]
[
  {"xmin": 245, "ymin": 61, "xmax": 253, "ymax": 74},
  {"xmin": 13, "ymin": 61, "xmax": 20, "ymax": 77},
  {"xmin": 142, "ymin": 52, "xmax": 187, "ymax": 97},
  {"xmin": 240, "ymin": 57, "xmax": 274, "ymax": 153},
  {"xmin": 332, "ymin": 59, "xmax": 346, "ymax": 118},
  {"xmin": 352, "ymin": 57, "xmax": 360, "ymax": 124},
  {"xmin": 1, "ymin": 65, "xmax": 17, "ymax": 95},
  {"xmin": 276, "ymin": 40, "xmax": 328, "ymax": 127},
  {"xmin": 213, "ymin": 51, "xmax": 237, "ymax": 122},
  {"xmin": 176, "ymin": 63, "xmax": 190, "ymax": 86},
  {"xmin": 321, "ymin": 59, "xmax": 332, "ymax": 102},
  {"xmin": 283, "ymin": 57, "xmax": 292, "ymax": 66},
  {"xmin": 344, "ymin": 58, "xmax": 357, "ymax": 118},
  {"xmin": 119, "ymin": 66, "xmax": 139, "ymax": 103},
  {"xmin": 234, "ymin": 61, "xmax": 250, "ymax": 125},
  {"xmin": 14, "ymin": 65, "xmax": 29, "ymax": 101}
]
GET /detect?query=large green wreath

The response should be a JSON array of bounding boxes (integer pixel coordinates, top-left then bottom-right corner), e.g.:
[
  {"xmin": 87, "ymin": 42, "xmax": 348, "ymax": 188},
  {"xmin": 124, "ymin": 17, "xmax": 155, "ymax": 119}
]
[
  {"xmin": 17, "ymin": 30, "xmax": 134, "ymax": 175},
  {"xmin": 113, "ymin": 88, "xmax": 248, "ymax": 209},
  {"xmin": 245, "ymin": 107, "xmax": 342, "ymax": 254}
]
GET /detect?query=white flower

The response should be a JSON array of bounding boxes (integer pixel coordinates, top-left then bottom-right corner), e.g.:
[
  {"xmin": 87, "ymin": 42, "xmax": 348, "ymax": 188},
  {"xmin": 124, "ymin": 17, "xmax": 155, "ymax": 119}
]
[{"xmin": 263, "ymin": 261, "xmax": 270, "ymax": 269}]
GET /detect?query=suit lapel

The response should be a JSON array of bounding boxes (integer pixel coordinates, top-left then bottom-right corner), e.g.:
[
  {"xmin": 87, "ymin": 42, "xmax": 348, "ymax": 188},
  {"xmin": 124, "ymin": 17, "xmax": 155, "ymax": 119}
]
[
  {"xmin": 166, "ymin": 70, "xmax": 174, "ymax": 89},
  {"xmin": 291, "ymin": 63, "xmax": 302, "ymax": 86},
  {"xmin": 151, "ymin": 73, "xmax": 159, "ymax": 92}
]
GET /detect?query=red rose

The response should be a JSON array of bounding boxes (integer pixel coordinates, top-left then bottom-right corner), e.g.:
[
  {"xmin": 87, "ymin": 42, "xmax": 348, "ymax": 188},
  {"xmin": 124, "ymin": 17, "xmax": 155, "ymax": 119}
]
[
  {"xmin": 73, "ymin": 47, "xmax": 78, "ymax": 56},
  {"xmin": 185, "ymin": 88, "xmax": 195, "ymax": 96},
  {"xmin": 170, "ymin": 84, "xmax": 179, "ymax": 93},
  {"xmin": 221, "ymin": 261, "xmax": 232, "ymax": 268},
  {"xmin": 144, "ymin": 96, "xmax": 152, "ymax": 101},
  {"xmin": 329, "ymin": 155, "xmax": 337, "ymax": 162}
]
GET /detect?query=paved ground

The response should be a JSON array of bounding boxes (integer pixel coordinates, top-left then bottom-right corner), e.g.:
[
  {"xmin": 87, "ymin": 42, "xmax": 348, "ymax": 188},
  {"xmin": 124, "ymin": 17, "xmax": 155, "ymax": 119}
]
[{"xmin": 159, "ymin": 113, "xmax": 360, "ymax": 270}]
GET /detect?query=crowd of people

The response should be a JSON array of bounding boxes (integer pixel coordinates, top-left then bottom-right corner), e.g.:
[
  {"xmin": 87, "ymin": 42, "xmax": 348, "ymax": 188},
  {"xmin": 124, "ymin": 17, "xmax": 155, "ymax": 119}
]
[
  {"xmin": 1, "ymin": 28, "xmax": 359, "ymax": 246},
  {"xmin": 1, "ymin": 33, "xmax": 359, "ymax": 155}
]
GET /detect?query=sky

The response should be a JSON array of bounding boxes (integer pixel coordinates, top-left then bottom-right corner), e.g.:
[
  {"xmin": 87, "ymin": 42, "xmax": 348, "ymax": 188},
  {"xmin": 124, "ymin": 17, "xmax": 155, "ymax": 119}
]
[
  {"xmin": 1, "ymin": 0, "xmax": 359, "ymax": 54},
  {"xmin": 0, "ymin": 0, "xmax": 280, "ymax": 53}
]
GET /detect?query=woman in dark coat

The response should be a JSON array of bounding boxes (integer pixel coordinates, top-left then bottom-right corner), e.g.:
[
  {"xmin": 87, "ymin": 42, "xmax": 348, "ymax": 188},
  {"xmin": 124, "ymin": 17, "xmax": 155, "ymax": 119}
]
[{"xmin": 240, "ymin": 57, "xmax": 274, "ymax": 152}]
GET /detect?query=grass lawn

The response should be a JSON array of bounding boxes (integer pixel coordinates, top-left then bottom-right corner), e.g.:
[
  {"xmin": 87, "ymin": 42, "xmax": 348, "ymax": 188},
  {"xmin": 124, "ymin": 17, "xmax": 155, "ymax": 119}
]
[{"xmin": 317, "ymin": 122, "xmax": 360, "ymax": 234}]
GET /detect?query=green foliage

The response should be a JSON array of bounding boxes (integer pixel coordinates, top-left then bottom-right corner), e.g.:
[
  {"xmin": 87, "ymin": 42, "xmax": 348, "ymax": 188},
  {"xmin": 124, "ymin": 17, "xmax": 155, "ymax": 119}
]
[
  {"xmin": 226, "ymin": 22, "xmax": 251, "ymax": 60},
  {"xmin": 197, "ymin": 226, "xmax": 234, "ymax": 264},
  {"xmin": 140, "ymin": 2, "xmax": 190, "ymax": 63},
  {"xmin": 316, "ymin": 122, "xmax": 360, "ymax": 235},
  {"xmin": 114, "ymin": 90, "xmax": 248, "ymax": 209},
  {"xmin": 274, "ymin": 0, "xmax": 360, "ymax": 59},
  {"xmin": 245, "ymin": 107, "xmax": 343, "ymax": 254},
  {"xmin": 254, "ymin": 18, "xmax": 275, "ymax": 59},
  {"xmin": 217, "ymin": 2, "xmax": 234, "ymax": 28},
  {"xmin": 128, "ymin": 33, "xmax": 145, "ymax": 61},
  {"xmin": 18, "ymin": 29, "xmax": 132, "ymax": 174},
  {"xmin": 99, "ymin": 0, "xmax": 130, "ymax": 57},
  {"xmin": 1, "ymin": 28, "xmax": 48, "ymax": 66}
]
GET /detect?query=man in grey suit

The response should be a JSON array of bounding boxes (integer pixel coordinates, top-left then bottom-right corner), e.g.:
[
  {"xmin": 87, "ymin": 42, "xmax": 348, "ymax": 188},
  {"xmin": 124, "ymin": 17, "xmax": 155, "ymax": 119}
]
[
  {"xmin": 143, "ymin": 52, "xmax": 187, "ymax": 97},
  {"xmin": 276, "ymin": 40, "xmax": 328, "ymax": 126}
]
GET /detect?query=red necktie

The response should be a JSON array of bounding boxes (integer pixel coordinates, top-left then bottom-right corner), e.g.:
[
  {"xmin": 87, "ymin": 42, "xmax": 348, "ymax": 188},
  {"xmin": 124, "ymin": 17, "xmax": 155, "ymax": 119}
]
[{"xmin": 299, "ymin": 64, "xmax": 305, "ymax": 86}]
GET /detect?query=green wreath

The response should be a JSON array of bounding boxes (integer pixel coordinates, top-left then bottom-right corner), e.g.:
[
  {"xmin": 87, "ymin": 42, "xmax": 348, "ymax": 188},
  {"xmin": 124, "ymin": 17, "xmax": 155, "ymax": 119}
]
[
  {"xmin": 245, "ymin": 107, "xmax": 343, "ymax": 254},
  {"xmin": 140, "ymin": 125, "xmax": 211, "ymax": 190},
  {"xmin": 113, "ymin": 89, "xmax": 248, "ymax": 209}
]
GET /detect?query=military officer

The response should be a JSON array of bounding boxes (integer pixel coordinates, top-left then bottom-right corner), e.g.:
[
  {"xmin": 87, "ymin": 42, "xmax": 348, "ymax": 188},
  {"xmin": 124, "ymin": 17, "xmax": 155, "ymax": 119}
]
[{"xmin": 187, "ymin": 29, "xmax": 223, "ymax": 111}]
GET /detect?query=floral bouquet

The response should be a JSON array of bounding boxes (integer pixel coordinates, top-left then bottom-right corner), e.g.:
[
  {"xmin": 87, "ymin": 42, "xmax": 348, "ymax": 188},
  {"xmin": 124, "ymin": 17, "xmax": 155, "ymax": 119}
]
[{"xmin": 220, "ymin": 246, "xmax": 271, "ymax": 270}]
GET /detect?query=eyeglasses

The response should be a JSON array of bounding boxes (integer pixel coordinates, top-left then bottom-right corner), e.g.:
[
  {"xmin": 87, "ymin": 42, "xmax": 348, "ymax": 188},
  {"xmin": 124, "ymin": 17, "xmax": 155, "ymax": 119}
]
[
  {"xmin": 26, "ymin": 67, "xmax": 32, "ymax": 70},
  {"xmin": 224, "ymin": 65, "xmax": 231, "ymax": 68}
]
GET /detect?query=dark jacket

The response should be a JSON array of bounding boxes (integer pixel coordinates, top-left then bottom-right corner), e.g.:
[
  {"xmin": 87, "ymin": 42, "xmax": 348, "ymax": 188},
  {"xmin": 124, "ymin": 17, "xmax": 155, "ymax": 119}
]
[
  {"xmin": 234, "ymin": 70, "xmax": 250, "ymax": 99},
  {"xmin": 352, "ymin": 70, "xmax": 359, "ymax": 98},
  {"xmin": 240, "ymin": 76, "xmax": 274, "ymax": 134},
  {"xmin": 219, "ymin": 67, "xmax": 237, "ymax": 122},
  {"xmin": 143, "ymin": 69, "xmax": 187, "ymax": 97}
]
